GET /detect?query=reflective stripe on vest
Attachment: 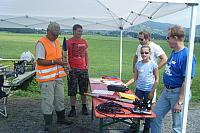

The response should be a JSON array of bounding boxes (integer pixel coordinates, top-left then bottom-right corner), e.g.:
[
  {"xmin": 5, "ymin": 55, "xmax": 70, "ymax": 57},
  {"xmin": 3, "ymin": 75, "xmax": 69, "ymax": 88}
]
[
  {"xmin": 36, "ymin": 70, "xmax": 66, "ymax": 81},
  {"xmin": 36, "ymin": 65, "xmax": 63, "ymax": 74}
]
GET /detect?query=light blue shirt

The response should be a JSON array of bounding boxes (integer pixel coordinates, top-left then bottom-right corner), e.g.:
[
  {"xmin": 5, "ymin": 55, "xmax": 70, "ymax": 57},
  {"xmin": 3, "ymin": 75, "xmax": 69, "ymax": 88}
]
[{"xmin": 135, "ymin": 60, "xmax": 158, "ymax": 91}]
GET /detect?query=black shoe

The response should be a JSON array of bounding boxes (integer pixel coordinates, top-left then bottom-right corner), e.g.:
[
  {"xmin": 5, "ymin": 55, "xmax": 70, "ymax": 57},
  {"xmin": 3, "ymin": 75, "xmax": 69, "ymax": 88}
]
[
  {"xmin": 68, "ymin": 109, "xmax": 76, "ymax": 117},
  {"xmin": 44, "ymin": 114, "xmax": 58, "ymax": 132},
  {"xmin": 56, "ymin": 110, "xmax": 74, "ymax": 125},
  {"xmin": 82, "ymin": 107, "xmax": 89, "ymax": 115}
]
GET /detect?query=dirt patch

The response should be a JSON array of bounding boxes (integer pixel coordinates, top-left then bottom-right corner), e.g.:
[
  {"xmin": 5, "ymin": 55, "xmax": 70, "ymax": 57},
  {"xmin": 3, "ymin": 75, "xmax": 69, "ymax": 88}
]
[
  {"xmin": 0, "ymin": 98, "xmax": 200, "ymax": 133},
  {"xmin": 0, "ymin": 97, "xmax": 100, "ymax": 133}
]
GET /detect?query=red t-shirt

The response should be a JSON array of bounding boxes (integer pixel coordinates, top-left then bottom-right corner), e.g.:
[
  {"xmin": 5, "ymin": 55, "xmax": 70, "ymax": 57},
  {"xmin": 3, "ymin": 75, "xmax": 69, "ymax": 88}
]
[{"xmin": 67, "ymin": 38, "xmax": 88, "ymax": 69}]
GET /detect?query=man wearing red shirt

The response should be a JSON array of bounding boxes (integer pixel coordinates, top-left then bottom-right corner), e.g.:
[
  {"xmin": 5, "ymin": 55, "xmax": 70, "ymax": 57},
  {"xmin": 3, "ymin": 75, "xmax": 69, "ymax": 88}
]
[{"xmin": 65, "ymin": 24, "xmax": 89, "ymax": 117}]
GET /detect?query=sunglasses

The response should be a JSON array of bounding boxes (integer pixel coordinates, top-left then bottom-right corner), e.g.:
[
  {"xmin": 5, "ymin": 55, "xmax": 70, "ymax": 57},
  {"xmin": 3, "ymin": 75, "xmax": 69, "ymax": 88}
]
[
  {"xmin": 140, "ymin": 52, "xmax": 149, "ymax": 55},
  {"xmin": 138, "ymin": 38, "xmax": 144, "ymax": 41},
  {"xmin": 166, "ymin": 36, "xmax": 170, "ymax": 40}
]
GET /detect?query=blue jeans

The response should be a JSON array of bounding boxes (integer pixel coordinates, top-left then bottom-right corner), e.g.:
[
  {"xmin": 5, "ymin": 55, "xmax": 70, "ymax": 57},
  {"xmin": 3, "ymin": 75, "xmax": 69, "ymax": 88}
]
[
  {"xmin": 135, "ymin": 89, "xmax": 151, "ymax": 129},
  {"xmin": 150, "ymin": 87, "xmax": 190, "ymax": 133}
]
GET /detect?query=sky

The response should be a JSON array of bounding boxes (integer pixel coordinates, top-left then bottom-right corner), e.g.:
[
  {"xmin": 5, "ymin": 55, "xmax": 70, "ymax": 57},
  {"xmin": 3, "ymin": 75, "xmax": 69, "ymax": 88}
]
[
  {"xmin": 0, "ymin": 0, "xmax": 200, "ymax": 29},
  {"xmin": 154, "ymin": 5, "xmax": 200, "ymax": 28}
]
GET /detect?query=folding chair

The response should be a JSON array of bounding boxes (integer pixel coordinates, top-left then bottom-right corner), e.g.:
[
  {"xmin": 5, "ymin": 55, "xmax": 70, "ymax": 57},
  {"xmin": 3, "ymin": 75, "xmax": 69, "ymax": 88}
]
[
  {"xmin": 0, "ymin": 72, "xmax": 10, "ymax": 118},
  {"xmin": 0, "ymin": 91, "xmax": 9, "ymax": 117}
]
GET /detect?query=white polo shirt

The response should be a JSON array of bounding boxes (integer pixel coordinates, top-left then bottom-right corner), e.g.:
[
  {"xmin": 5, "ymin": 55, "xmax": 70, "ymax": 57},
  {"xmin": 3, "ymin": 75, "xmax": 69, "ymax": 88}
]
[{"xmin": 135, "ymin": 41, "xmax": 165, "ymax": 63}]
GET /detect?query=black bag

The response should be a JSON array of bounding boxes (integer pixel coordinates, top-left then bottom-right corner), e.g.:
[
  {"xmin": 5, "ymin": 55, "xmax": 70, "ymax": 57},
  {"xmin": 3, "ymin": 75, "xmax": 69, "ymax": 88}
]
[
  {"xmin": 107, "ymin": 85, "xmax": 129, "ymax": 92},
  {"xmin": 14, "ymin": 60, "xmax": 26, "ymax": 75}
]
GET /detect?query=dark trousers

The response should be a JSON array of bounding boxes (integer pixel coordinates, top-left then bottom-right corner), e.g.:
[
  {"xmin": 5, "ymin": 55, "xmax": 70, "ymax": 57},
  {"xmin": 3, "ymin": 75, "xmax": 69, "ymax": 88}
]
[{"xmin": 135, "ymin": 89, "xmax": 152, "ymax": 129}]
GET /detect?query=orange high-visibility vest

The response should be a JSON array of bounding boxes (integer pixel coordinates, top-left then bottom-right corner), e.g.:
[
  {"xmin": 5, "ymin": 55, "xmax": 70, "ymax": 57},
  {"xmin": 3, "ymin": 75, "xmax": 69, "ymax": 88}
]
[{"xmin": 35, "ymin": 36, "xmax": 66, "ymax": 82}]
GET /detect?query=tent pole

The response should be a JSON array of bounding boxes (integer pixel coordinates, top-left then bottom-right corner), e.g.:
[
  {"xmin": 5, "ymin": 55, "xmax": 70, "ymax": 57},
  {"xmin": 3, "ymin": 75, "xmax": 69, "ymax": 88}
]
[
  {"xmin": 182, "ymin": 5, "xmax": 198, "ymax": 133},
  {"xmin": 119, "ymin": 30, "xmax": 123, "ymax": 80}
]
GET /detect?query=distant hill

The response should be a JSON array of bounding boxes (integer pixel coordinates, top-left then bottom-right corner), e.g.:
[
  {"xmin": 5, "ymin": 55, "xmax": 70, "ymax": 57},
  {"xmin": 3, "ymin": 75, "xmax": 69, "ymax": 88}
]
[
  {"xmin": 126, "ymin": 21, "xmax": 174, "ymax": 36},
  {"xmin": 126, "ymin": 21, "xmax": 200, "ymax": 42},
  {"xmin": 138, "ymin": 21, "xmax": 174, "ymax": 33}
]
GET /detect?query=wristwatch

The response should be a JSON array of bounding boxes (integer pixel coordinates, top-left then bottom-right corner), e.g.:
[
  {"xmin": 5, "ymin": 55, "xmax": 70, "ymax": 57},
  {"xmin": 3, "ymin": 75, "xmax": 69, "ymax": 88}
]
[{"xmin": 51, "ymin": 60, "xmax": 54, "ymax": 65}]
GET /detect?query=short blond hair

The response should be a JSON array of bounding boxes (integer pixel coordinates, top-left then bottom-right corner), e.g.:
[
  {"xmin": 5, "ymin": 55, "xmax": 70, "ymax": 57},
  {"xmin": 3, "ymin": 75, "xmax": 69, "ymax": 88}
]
[{"xmin": 168, "ymin": 25, "xmax": 185, "ymax": 41}]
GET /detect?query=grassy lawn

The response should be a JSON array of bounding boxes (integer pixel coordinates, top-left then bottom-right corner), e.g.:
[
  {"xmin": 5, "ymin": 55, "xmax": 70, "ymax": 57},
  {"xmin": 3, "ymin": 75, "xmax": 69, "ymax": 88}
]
[{"xmin": 0, "ymin": 32, "xmax": 199, "ymax": 102}]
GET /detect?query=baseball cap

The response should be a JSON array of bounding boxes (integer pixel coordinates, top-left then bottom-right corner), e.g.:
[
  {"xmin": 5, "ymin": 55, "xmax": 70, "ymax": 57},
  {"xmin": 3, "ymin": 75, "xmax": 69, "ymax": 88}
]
[{"xmin": 47, "ymin": 22, "xmax": 60, "ymax": 36}]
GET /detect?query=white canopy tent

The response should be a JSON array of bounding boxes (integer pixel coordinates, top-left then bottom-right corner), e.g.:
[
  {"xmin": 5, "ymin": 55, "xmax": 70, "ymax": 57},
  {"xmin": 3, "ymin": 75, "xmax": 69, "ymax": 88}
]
[
  {"xmin": 0, "ymin": 0, "xmax": 198, "ymax": 78},
  {"xmin": 0, "ymin": 0, "xmax": 197, "ymax": 29},
  {"xmin": 0, "ymin": 0, "xmax": 199, "ymax": 132}
]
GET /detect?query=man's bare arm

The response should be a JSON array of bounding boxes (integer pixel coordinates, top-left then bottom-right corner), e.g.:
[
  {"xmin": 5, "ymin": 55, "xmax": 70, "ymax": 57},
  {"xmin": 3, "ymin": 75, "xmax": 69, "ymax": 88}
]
[
  {"xmin": 158, "ymin": 54, "xmax": 167, "ymax": 69},
  {"xmin": 37, "ymin": 58, "xmax": 66, "ymax": 67},
  {"xmin": 133, "ymin": 55, "xmax": 138, "ymax": 73}
]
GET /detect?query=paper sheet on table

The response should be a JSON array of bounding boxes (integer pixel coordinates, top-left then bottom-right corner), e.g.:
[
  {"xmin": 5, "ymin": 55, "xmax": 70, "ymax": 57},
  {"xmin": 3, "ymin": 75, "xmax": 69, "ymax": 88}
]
[
  {"xmin": 91, "ymin": 90, "xmax": 115, "ymax": 95},
  {"xmin": 90, "ymin": 78, "xmax": 102, "ymax": 84},
  {"xmin": 101, "ymin": 80, "xmax": 122, "ymax": 85}
]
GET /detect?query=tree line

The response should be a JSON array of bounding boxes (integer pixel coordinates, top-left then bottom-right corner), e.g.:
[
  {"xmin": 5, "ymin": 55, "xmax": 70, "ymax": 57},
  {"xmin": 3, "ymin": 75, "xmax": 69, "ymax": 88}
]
[{"xmin": 0, "ymin": 28, "xmax": 200, "ymax": 42}]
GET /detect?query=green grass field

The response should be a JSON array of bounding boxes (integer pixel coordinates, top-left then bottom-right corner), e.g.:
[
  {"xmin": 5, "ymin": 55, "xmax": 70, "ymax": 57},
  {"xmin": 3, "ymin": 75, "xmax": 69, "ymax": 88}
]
[{"xmin": 0, "ymin": 32, "xmax": 199, "ymax": 101}]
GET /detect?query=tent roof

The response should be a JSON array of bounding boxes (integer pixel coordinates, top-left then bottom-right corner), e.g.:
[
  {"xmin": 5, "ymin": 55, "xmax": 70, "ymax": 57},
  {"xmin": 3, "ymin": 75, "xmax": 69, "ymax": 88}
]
[{"xmin": 0, "ymin": 0, "xmax": 199, "ymax": 30}]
